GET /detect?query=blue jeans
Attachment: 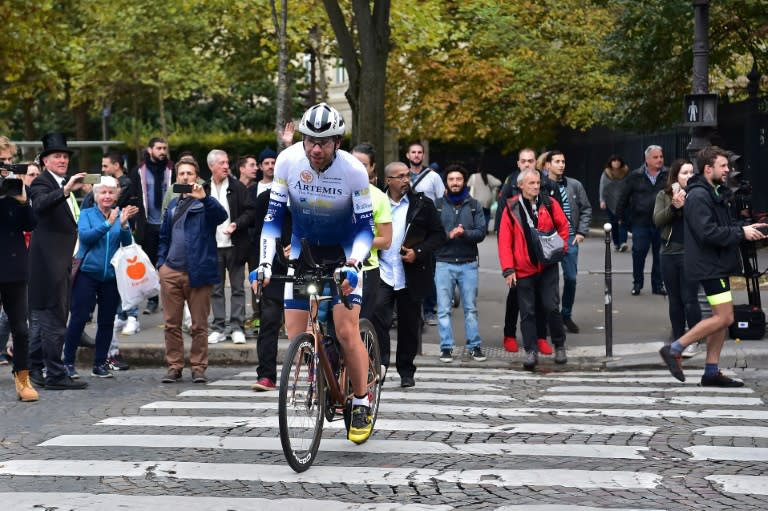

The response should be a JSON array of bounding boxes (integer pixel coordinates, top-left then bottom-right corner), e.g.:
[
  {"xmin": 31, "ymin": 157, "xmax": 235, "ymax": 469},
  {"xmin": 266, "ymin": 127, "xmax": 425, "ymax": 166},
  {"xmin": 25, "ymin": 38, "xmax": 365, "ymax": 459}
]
[
  {"xmin": 631, "ymin": 224, "xmax": 663, "ymax": 290},
  {"xmin": 62, "ymin": 272, "xmax": 120, "ymax": 368},
  {"xmin": 606, "ymin": 209, "xmax": 628, "ymax": 249},
  {"xmin": 435, "ymin": 261, "xmax": 482, "ymax": 350},
  {"xmin": 560, "ymin": 234, "xmax": 579, "ymax": 319}
]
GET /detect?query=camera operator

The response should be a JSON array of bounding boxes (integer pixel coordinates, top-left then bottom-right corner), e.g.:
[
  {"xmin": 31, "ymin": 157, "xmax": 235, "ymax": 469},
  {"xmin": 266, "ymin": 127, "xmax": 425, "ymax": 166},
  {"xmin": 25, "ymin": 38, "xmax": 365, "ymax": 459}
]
[{"xmin": 0, "ymin": 136, "xmax": 39, "ymax": 401}]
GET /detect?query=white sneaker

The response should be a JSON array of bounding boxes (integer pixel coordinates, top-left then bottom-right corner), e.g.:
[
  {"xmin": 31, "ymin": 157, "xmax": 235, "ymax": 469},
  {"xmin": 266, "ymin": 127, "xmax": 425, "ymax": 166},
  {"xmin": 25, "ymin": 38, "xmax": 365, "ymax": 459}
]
[
  {"xmin": 231, "ymin": 330, "xmax": 246, "ymax": 344},
  {"xmin": 681, "ymin": 341, "xmax": 702, "ymax": 358},
  {"xmin": 208, "ymin": 331, "xmax": 225, "ymax": 344},
  {"xmin": 113, "ymin": 315, "xmax": 127, "ymax": 332},
  {"xmin": 121, "ymin": 316, "xmax": 140, "ymax": 335}
]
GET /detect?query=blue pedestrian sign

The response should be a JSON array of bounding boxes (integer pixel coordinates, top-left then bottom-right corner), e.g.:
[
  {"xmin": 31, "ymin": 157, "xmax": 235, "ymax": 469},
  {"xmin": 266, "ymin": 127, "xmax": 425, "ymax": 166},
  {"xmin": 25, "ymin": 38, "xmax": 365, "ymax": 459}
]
[{"xmin": 683, "ymin": 94, "xmax": 718, "ymax": 127}]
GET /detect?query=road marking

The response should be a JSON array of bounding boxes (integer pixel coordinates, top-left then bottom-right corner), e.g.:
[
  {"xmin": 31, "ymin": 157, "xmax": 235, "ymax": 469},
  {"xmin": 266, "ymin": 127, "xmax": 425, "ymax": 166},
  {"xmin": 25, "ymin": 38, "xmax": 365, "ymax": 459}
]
[
  {"xmin": 0, "ymin": 461, "xmax": 661, "ymax": 489},
  {"xmin": 495, "ymin": 507, "xmax": 666, "ymax": 511},
  {"xmin": 706, "ymin": 475, "xmax": 768, "ymax": 495},
  {"xmin": 142, "ymin": 401, "xmax": 768, "ymax": 420},
  {"xmin": 687, "ymin": 446, "xmax": 768, "ymax": 461},
  {"xmin": 0, "ymin": 493, "xmax": 455, "ymax": 511},
  {"xmin": 545, "ymin": 385, "xmax": 754, "ymax": 394},
  {"xmin": 40, "ymin": 434, "xmax": 648, "ymax": 459},
  {"xmin": 177, "ymin": 389, "xmax": 510, "ymax": 402},
  {"xmin": 208, "ymin": 379, "xmax": 509, "ymax": 392},
  {"xmin": 695, "ymin": 426, "xmax": 768, "ymax": 438},
  {"xmin": 534, "ymin": 395, "xmax": 763, "ymax": 406}
]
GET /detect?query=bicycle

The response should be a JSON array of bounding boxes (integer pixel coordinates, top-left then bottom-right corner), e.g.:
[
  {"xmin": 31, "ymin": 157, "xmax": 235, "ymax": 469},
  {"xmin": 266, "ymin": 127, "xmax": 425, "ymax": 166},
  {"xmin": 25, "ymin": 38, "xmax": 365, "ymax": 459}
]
[{"xmin": 254, "ymin": 242, "xmax": 383, "ymax": 472}]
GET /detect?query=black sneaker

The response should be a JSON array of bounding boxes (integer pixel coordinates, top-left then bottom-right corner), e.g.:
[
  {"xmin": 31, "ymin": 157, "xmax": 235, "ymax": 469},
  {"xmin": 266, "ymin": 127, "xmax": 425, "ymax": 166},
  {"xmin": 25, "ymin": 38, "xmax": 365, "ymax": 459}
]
[
  {"xmin": 522, "ymin": 351, "xmax": 537, "ymax": 370},
  {"xmin": 347, "ymin": 404, "xmax": 373, "ymax": 444},
  {"xmin": 631, "ymin": 286, "xmax": 641, "ymax": 296},
  {"xmin": 161, "ymin": 368, "xmax": 182, "ymax": 383},
  {"xmin": 701, "ymin": 371, "xmax": 744, "ymax": 388},
  {"xmin": 91, "ymin": 365, "xmax": 114, "ymax": 378},
  {"xmin": 652, "ymin": 287, "xmax": 667, "ymax": 296},
  {"xmin": 439, "ymin": 348, "xmax": 453, "ymax": 363},
  {"xmin": 143, "ymin": 299, "xmax": 159, "ymax": 315},
  {"xmin": 470, "ymin": 347, "xmax": 487, "ymax": 362},
  {"xmin": 29, "ymin": 369, "xmax": 46, "ymax": 387},
  {"xmin": 554, "ymin": 346, "xmax": 567, "ymax": 365},
  {"xmin": 107, "ymin": 354, "xmax": 130, "ymax": 371},
  {"xmin": 659, "ymin": 345, "xmax": 685, "ymax": 382},
  {"xmin": 563, "ymin": 317, "xmax": 580, "ymax": 334},
  {"xmin": 45, "ymin": 377, "xmax": 88, "ymax": 390}
]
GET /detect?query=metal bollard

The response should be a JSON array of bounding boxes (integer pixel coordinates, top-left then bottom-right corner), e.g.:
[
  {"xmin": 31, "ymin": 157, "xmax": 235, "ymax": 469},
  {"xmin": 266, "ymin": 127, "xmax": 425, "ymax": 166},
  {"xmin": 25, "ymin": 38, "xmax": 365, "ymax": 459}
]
[{"xmin": 603, "ymin": 222, "xmax": 613, "ymax": 357}]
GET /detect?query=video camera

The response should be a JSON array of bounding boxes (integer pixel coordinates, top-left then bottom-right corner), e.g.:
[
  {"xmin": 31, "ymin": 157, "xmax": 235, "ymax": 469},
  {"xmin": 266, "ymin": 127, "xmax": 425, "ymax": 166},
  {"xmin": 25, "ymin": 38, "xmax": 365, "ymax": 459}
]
[{"xmin": 0, "ymin": 162, "xmax": 29, "ymax": 197}]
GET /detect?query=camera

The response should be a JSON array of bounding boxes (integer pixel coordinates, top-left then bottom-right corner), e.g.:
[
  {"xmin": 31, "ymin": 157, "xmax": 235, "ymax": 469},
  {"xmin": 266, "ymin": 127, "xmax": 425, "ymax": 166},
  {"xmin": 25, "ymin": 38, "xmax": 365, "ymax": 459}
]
[
  {"xmin": 173, "ymin": 183, "xmax": 193, "ymax": 194},
  {"xmin": 0, "ymin": 176, "xmax": 24, "ymax": 197},
  {"xmin": 0, "ymin": 162, "xmax": 29, "ymax": 175}
]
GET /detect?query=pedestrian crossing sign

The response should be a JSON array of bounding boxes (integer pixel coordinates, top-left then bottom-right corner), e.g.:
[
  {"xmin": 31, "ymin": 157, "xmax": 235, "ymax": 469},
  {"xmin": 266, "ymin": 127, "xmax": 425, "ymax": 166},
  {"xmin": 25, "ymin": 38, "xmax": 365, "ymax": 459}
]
[{"xmin": 683, "ymin": 93, "xmax": 718, "ymax": 127}]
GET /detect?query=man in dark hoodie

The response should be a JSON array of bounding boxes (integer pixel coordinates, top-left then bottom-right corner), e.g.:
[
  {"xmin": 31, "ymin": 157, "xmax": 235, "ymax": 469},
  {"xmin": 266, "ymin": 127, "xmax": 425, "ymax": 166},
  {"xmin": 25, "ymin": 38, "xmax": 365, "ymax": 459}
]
[
  {"xmin": 128, "ymin": 137, "xmax": 174, "ymax": 314},
  {"xmin": 659, "ymin": 146, "xmax": 767, "ymax": 387}
]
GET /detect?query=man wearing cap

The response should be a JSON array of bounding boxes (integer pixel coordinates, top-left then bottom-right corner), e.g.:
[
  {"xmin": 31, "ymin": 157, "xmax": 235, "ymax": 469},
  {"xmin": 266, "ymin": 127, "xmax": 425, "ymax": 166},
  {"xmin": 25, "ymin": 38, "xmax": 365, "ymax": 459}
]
[{"xmin": 28, "ymin": 133, "xmax": 89, "ymax": 390}]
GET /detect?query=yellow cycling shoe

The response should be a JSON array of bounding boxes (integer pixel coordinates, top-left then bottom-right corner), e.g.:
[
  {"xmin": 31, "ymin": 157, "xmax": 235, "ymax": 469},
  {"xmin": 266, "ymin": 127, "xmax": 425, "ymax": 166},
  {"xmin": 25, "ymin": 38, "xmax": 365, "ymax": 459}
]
[{"xmin": 347, "ymin": 404, "xmax": 373, "ymax": 444}]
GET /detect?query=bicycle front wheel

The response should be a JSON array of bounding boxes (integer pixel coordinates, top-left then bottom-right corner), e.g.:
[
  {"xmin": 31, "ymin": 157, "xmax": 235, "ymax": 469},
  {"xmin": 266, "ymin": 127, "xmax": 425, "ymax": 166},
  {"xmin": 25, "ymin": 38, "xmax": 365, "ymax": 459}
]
[
  {"xmin": 278, "ymin": 333, "xmax": 325, "ymax": 473},
  {"xmin": 360, "ymin": 318, "xmax": 383, "ymax": 429}
]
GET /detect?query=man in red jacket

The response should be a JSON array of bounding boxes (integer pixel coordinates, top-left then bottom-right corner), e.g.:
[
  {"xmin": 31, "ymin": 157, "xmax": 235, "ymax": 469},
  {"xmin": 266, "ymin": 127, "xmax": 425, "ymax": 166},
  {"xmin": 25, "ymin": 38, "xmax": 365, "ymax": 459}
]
[{"xmin": 498, "ymin": 169, "xmax": 570, "ymax": 370}]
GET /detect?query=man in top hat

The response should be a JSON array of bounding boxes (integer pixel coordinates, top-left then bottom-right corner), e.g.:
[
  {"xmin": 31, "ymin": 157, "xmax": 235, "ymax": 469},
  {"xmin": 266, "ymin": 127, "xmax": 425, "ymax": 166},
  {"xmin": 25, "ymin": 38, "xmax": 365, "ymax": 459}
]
[{"xmin": 27, "ymin": 133, "xmax": 89, "ymax": 390}]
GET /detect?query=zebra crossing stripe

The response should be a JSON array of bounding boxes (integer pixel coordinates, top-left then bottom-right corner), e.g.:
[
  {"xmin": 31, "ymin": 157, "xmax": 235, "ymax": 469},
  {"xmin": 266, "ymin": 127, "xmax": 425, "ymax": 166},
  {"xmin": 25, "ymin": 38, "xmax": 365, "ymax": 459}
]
[
  {"xmin": 695, "ymin": 426, "xmax": 768, "ymax": 437},
  {"xmin": 534, "ymin": 395, "xmax": 763, "ymax": 406},
  {"xmin": 687, "ymin": 446, "xmax": 768, "ymax": 461},
  {"xmin": 0, "ymin": 492, "xmax": 455, "ymax": 510},
  {"xmin": 177, "ymin": 389, "xmax": 510, "ymax": 402},
  {"xmin": 494, "ymin": 507, "xmax": 666, "ymax": 511},
  {"xmin": 706, "ymin": 475, "xmax": 768, "ymax": 495},
  {"xmin": 208, "ymin": 380, "xmax": 508, "ymax": 392},
  {"xmin": 0, "ymin": 460, "xmax": 661, "ymax": 489},
  {"xmin": 40, "ymin": 434, "xmax": 648, "ymax": 459},
  {"xmin": 545, "ymin": 385, "xmax": 754, "ymax": 394}
]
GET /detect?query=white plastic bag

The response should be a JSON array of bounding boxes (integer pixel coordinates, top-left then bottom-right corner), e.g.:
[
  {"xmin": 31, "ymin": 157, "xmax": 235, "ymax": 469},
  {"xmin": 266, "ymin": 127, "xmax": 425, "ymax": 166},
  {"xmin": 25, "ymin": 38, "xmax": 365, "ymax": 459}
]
[{"xmin": 111, "ymin": 242, "xmax": 160, "ymax": 309}]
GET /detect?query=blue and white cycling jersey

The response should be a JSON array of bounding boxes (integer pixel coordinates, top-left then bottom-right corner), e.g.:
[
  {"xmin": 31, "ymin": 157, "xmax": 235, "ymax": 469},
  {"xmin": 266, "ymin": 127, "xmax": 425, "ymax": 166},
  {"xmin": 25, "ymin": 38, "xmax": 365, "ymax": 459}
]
[{"xmin": 259, "ymin": 143, "xmax": 374, "ymax": 266}]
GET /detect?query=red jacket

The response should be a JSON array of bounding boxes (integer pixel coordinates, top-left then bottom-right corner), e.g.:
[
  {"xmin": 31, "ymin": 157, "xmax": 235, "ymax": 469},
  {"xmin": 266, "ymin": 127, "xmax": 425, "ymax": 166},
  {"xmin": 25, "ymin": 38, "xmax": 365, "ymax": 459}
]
[{"xmin": 498, "ymin": 195, "xmax": 570, "ymax": 279}]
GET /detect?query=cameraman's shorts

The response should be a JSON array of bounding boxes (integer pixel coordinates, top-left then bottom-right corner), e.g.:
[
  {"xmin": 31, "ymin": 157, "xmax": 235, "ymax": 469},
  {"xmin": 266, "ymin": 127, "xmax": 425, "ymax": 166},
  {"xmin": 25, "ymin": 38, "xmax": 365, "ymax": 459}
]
[{"xmin": 701, "ymin": 278, "xmax": 733, "ymax": 306}]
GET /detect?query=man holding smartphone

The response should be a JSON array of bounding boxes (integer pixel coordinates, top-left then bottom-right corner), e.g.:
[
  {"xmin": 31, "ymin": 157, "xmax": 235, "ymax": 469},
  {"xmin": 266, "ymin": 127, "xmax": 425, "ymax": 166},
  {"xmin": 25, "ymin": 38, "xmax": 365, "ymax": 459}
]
[{"xmin": 157, "ymin": 156, "xmax": 227, "ymax": 384}]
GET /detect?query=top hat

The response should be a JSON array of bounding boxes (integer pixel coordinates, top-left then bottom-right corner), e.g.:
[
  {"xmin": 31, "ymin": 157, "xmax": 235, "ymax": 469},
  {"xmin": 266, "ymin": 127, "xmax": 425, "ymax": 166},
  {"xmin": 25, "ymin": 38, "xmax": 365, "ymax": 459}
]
[{"xmin": 40, "ymin": 132, "xmax": 75, "ymax": 159}]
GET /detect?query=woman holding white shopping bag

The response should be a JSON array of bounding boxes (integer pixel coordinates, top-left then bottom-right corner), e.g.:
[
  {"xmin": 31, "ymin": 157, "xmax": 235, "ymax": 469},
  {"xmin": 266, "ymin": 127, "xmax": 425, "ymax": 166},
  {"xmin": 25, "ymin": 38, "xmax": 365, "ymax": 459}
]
[{"xmin": 62, "ymin": 177, "xmax": 139, "ymax": 378}]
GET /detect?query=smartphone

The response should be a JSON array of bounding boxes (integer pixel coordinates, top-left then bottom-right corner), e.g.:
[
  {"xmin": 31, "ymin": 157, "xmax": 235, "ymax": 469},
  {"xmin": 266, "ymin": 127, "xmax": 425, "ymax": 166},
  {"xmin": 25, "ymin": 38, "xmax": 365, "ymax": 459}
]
[
  {"xmin": 127, "ymin": 196, "xmax": 140, "ymax": 207},
  {"xmin": 173, "ymin": 183, "xmax": 193, "ymax": 194},
  {"xmin": 671, "ymin": 183, "xmax": 681, "ymax": 194},
  {"xmin": 83, "ymin": 173, "xmax": 101, "ymax": 185}
]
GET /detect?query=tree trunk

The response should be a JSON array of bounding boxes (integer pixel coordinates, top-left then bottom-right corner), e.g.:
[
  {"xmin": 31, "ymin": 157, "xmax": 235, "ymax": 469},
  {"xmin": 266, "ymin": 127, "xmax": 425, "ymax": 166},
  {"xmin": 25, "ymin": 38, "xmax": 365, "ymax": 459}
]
[
  {"xmin": 22, "ymin": 98, "xmax": 35, "ymax": 159},
  {"xmin": 323, "ymin": 0, "xmax": 390, "ymax": 155},
  {"xmin": 272, "ymin": 0, "xmax": 290, "ymax": 150},
  {"xmin": 158, "ymin": 85, "xmax": 168, "ymax": 139},
  {"xmin": 73, "ymin": 102, "xmax": 90, "ymax": 172}
]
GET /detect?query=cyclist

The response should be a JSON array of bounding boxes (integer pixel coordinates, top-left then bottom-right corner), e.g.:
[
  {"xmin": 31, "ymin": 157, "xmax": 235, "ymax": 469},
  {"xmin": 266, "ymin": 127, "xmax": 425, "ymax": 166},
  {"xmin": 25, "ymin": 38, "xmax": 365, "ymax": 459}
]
[{"xmin": 253, "ymin": 103, "xmax": 375, "ymax": 444}]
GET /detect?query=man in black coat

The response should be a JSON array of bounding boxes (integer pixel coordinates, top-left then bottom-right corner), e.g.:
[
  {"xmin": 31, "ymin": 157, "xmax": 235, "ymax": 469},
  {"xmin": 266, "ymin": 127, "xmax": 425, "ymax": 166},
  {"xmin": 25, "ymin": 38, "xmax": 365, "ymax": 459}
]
[
  {"xmin": 28, "ymin": 133, "xmax": 88, "ymax": 390},
  {"xmin": 616, "ymin": 145, "xmax": 668, "ymax": 296},
  {"xmin": 659, "ymin": 145, "xmax": 767, "ymax": 387},
  {"xmin": 373, "ymin": 161, "xmax": 446, "ymax": 388}
]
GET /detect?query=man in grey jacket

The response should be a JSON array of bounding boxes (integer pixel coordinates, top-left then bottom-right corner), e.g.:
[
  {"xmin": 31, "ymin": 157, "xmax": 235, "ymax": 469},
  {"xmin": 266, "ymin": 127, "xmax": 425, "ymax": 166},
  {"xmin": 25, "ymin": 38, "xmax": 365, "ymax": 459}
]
[
  {"xmin": 434, "ymin": 165, "xmax": 487, "ymax": 363},
  {"xmin": 545, "ymin": 151, "xmax": 592, "ymax": 334}
]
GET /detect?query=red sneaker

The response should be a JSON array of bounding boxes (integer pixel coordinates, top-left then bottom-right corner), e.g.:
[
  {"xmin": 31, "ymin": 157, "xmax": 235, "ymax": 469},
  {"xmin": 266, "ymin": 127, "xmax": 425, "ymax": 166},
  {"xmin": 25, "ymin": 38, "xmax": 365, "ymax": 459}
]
[
  {"xmin": 503, "ymin": 336, "xmax": 519, "ymax": 353},
  {"xmin": 537, "ymin": 338, "xmax": 553, "ymax": 355},
  {"xmin": 251, "ymin": 377, "xmax": 276, "ymax": 391}
]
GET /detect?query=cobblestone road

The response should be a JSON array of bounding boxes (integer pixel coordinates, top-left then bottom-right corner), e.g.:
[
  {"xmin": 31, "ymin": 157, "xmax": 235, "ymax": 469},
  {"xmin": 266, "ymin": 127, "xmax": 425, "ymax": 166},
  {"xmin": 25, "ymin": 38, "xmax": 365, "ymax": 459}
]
[{"xmin": 1, "ymin": 366, "xmax": 768, "ymax": 510}]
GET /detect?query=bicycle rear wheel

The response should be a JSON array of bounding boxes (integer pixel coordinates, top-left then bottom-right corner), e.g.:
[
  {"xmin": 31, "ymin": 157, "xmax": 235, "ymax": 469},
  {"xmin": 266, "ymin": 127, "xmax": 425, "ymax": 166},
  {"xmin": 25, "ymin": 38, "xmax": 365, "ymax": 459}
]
[
  {"xmin": 359, "ymin": 318, "xmax": 383, "ymax": 428},
  {"xmin": 278, "ymin": 333, "xmax": 325, "ymax": 472}
]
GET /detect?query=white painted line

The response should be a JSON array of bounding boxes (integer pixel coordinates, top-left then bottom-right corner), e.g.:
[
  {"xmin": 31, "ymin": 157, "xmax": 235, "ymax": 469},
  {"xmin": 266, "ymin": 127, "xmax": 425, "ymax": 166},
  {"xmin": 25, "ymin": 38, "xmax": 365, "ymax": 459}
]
[
  {"xmin": 695, "ymin": 426, "xmax": 768, "ymax": 438},
  {"xmin": 706, "ymin": 475, "xmax": 768, "ymax": 495},
  {"xmin": 0, "ymin": 461, "xmax": 661, "ymax": 489},
  {"xmin": 546, "ymin": 385, "xmax": 754, "ymax": 394},
  {"xmin": 209, "ymin": 379, "xmax": 508, "ymax": 392},
  {"xmin": 40, "ymin": 434, "xmax": 647, "ymax": 459},
  {"xmin": 143, "ymin": 401, "xmax": 277, "ymax": 410},
  {"xmin": 177, "ymin": 389, "xmax": 510, "ymax": 403},
  {"xmin": 687, "ymin": 446, "xmax": 768, "ymax": 461},
  {"xmin": 0, "ymin": 493, "xmax": 454, "ymax": 511},
  {"xmin": 496, "ymin": 423, "xmax": 656, "ymax": 435},
  {"xmin": 495, "ymin": 506, "xmax": 666, "ymax": 511},
  {"xmin": 534, "ymin": 395, "xmax": 763, "ymax": 406}
]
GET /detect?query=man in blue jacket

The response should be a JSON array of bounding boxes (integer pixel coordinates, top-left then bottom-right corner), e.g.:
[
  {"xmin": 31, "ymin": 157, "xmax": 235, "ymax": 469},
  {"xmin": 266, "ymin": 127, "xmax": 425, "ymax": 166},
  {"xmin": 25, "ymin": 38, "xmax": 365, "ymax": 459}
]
[
  {"xmin": 157, "ymin": 157, "xmax": 227, "ymax": 384},
  {"xmin": 659, "ymin": 146, "xmax": 767, "ymax": 387},
  {"xmin": 434, "ymin": 164, "xmax": 487, "ymax": 363}
]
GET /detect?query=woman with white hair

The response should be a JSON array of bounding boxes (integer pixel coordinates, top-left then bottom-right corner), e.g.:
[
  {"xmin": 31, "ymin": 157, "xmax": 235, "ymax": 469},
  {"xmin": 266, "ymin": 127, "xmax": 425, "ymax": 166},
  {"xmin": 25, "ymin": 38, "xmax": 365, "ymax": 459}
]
[{"xmin": 62, "ymin": 176, "xmax": 139, "ymax": 378}]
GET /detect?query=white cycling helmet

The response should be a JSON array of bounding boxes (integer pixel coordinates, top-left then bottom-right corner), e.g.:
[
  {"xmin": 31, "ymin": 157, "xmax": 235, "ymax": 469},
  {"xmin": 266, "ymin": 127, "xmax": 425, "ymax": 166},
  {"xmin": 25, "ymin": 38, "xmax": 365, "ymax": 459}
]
[{"xmin": 298, "ymin": 102, "xmax": 346, "ymax": 137}]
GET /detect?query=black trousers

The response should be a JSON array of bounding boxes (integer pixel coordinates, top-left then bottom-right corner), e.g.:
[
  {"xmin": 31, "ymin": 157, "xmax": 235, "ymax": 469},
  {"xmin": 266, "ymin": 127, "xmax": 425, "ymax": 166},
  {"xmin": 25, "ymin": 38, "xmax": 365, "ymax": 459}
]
[
  {"xmin": 504, "ymin": 286, "xmax": 548, "ymax": 340},
  {"xmin": 516, "ymin": 264, "xmax": 566, "ymax": 353},
  {"xmin": 0, "ymin": 281, "xmax": 30, "ymax": 372},
  {"xmin": 256, "ymin": 291, "xmax": 284, "ymax": 382},
  {"xmin": 143, "ymin": 223, "xmax": 161, "ymax": 304},
  {"xmin": 30, "ymin": 304, "xmax": 69, "ymax": 383},
  {"xmin": 373, "ymin": 281, "xmax": 421, "ymax": 378}
]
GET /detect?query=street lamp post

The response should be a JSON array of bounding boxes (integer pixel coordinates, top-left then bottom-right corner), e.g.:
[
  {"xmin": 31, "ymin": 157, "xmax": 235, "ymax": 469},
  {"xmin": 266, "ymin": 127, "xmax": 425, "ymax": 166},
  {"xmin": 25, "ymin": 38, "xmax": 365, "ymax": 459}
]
[{"xmin": 687, "ymin": 0, "xmax": 712, "ymax": 162}]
